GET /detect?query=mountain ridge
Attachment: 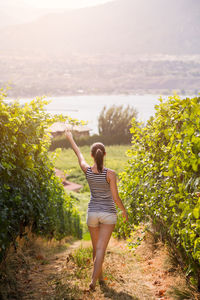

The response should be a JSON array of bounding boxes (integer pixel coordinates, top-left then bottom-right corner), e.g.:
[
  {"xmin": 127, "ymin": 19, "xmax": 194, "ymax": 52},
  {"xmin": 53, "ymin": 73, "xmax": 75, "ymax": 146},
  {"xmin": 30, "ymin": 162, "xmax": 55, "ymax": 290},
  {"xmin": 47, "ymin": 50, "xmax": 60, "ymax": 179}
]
[{"xmin": 0, "ymin": 0, "xmax": 200, "ymax": 56}]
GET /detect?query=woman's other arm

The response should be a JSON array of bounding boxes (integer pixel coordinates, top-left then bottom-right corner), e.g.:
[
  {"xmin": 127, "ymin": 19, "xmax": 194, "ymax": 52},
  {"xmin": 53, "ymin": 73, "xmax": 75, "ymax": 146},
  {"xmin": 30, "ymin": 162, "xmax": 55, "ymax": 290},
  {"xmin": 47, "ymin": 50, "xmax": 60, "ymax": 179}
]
[
  {"xmin": 65, "ymin": 130, "xmax": 89, "ymax": 173},
  {"xmin": 108, "ymin": 169, "xmax": 128, "ymax": 222}
]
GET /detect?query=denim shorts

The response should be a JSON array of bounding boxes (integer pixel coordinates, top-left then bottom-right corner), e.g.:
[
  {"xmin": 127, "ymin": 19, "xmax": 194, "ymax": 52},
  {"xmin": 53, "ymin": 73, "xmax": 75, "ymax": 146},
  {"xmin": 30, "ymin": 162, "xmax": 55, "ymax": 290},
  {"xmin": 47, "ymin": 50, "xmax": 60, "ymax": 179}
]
[{"xmin": 87, "ymin": 211, "xmax": 117, "ymax": 227}]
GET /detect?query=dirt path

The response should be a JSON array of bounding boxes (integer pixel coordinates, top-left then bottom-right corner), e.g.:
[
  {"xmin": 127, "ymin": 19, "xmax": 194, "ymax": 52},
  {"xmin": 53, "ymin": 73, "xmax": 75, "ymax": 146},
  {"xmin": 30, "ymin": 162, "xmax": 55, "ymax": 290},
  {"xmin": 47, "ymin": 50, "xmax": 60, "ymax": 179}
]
[
  {"xmin": 16, "ymin": 238, "xmax": 155, "ymax": 300},
  {"xmin": 14, "ymin": 233, "xmax": 196, "ymax": 300},
  {"xmin": 16, "ymin": 240, "xmax": 81, "ymax": 299}
]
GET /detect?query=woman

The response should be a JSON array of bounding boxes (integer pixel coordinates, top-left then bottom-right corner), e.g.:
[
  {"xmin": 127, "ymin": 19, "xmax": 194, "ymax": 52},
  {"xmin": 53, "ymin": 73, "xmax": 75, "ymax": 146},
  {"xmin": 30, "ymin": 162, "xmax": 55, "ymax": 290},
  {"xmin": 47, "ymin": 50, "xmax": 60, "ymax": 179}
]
[{"xmin": 65, "ymin": 130, "xmax": 128, "ymax": 290}]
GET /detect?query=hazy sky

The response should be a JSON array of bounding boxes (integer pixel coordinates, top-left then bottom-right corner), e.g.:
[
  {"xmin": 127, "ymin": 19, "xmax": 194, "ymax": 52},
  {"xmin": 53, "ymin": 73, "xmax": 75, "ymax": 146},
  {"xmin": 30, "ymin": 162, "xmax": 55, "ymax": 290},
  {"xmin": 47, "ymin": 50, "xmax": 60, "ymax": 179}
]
[{"xmin": 23, "ymin": 0, "xmax": 113, "ymax": 9}]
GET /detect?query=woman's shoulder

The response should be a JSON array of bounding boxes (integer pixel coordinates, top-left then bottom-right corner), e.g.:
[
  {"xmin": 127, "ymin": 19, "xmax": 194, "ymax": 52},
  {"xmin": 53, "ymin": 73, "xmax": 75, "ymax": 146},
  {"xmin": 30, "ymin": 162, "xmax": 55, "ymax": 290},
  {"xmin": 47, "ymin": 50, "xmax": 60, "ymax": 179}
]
[
  {"xmin": 106, "ymin": 168, "xmax": 115, "ymax": 174},
  {"xmin": 106, "ymin": 168, "xmax": 116, "ymax": 179}
]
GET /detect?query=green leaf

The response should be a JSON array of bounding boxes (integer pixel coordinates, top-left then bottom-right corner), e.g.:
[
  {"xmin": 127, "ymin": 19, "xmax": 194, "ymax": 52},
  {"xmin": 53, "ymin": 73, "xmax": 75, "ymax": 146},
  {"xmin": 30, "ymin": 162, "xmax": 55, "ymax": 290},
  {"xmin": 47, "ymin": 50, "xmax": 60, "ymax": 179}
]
[{"xmin": 193, "ymin": 207, "xmax": 200, "ymax": 219}]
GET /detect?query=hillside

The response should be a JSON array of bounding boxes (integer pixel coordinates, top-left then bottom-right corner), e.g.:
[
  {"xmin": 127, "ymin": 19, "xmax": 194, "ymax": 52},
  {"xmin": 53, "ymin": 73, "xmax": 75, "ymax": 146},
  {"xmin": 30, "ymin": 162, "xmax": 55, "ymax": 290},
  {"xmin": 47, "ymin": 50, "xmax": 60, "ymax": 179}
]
[
  {"xmin": 1, "ymin": 0, "xmax": 200, "ymax": 97},
  {"xmin": 1, "ymin": 54, "xmax": 199, "ymax": 97},
  {"xmin": 0, "ymin": 12, "xmax": 19, "ymax": 28},
  {"xmin": 0, "ymin": 0, "xmax": 200, "ymax": 56}
]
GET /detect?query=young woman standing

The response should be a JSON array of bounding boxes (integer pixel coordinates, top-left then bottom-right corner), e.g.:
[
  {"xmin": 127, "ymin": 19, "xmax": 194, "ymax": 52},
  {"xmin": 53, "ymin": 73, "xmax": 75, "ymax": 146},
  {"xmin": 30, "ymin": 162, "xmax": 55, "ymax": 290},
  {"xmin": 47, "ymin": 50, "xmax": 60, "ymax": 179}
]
[{"xmin": 65, "ymin": 130, "xmax": 128, "ymax": 290}]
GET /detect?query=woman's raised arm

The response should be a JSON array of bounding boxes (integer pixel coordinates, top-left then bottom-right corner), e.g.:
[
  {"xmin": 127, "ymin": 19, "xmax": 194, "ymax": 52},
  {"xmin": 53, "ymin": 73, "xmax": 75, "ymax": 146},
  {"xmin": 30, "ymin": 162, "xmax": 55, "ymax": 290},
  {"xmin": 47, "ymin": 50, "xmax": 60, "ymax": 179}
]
[{"xmin": 65, "ymin": 130, "xmax": 89, "ymax": 173}]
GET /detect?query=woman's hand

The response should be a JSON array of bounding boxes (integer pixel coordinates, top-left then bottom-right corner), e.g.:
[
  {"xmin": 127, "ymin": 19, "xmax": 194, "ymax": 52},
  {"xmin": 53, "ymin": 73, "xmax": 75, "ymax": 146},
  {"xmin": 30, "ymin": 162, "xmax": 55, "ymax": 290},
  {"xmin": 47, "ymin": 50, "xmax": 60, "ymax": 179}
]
[
  {"xmin": 122, "ymin": 209, "xmax": 128, "ymax": 222},
  {"xmin": 64, "ymin": 128, "xmax": 89, "ymax": 173},
  {"xmin": 65, "ymin": 129, "xmax": 73, "ymax": 139}
]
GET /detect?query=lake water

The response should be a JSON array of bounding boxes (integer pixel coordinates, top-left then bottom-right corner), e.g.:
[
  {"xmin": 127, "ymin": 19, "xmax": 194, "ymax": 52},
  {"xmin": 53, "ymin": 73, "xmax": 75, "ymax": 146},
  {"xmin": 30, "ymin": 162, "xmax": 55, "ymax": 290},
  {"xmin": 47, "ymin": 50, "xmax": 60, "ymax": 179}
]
[
  {"xmin": 7, "ymin": 94, "xmax": 165, "ymax": 134},
  {"xmin": 44, "ymin": 94, "xmax": 163, "ymax": 134}
]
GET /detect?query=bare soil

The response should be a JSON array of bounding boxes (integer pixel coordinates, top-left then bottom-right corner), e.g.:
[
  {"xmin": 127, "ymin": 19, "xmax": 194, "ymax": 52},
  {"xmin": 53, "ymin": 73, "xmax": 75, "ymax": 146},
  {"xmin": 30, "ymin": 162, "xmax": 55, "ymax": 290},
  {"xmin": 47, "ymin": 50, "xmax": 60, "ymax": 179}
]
[{"xmin": 8, "ymin": 234, "xmax": 198, "ymax": 300}]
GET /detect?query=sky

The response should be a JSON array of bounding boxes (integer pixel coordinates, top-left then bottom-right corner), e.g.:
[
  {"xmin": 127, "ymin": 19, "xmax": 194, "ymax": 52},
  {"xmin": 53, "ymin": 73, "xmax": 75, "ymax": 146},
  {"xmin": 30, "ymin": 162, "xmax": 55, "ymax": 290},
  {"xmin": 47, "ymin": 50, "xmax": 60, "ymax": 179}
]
[{"xmin": 23, "ymin": 0, "xmax": 113, "ymax": 10}]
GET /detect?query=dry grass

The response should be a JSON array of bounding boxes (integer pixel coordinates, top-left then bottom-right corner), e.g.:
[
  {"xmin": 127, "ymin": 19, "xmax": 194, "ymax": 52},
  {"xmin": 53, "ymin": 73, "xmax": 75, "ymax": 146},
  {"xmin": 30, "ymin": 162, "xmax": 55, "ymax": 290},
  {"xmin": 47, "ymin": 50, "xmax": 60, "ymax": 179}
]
[
  {"xmin": 49, "ymin": 239, "xmax": 154, "ymax": 300},
  {"xmin": 1, "ymin": 228, "xmax": 200, "ymax": 300},
  {"xmin": 133, "ymin": 228, "xmax": 199, "ymax": 300},
  {"xmin": 0, "ymin": 233, "xmax": 77, "ymax": 300}
]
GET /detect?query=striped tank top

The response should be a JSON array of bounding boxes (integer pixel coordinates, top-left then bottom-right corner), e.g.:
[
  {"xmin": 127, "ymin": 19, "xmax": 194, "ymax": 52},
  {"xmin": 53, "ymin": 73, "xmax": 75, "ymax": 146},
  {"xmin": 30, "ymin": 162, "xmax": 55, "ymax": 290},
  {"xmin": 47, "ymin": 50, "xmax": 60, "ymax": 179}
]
[{"xmin": 86, "ymin": 167, "xmax": 117, "ymax": 214}]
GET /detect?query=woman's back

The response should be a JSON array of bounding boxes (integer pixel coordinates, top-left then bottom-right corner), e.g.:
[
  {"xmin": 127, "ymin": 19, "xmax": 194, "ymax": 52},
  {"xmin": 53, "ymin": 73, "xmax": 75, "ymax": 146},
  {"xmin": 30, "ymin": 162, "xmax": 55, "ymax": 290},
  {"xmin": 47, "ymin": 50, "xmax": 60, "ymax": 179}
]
[{"xmin": 86, "ymin": 167, "xmax": 116, "ymax": 214}]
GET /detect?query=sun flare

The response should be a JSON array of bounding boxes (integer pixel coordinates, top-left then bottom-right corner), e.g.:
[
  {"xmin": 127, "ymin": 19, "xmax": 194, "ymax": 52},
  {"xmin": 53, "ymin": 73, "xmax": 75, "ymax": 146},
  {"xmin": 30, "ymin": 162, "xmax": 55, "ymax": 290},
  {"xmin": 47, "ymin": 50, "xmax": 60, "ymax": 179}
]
[{"xmin": 23, "ymin": 0, "xmax": 113, "ymax": 9}]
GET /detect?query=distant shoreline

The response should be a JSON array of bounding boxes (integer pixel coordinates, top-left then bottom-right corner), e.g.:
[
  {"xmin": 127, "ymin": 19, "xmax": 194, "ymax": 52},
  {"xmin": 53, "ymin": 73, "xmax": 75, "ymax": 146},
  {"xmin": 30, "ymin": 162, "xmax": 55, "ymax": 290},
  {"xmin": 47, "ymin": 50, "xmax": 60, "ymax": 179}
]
[
  {"xmin": 5, "ymin": 94, "xmax": 193, "ymax": 134},
  {"xmin": 5, "ymin": 90, "xmax": 198, "ymax": 100}
]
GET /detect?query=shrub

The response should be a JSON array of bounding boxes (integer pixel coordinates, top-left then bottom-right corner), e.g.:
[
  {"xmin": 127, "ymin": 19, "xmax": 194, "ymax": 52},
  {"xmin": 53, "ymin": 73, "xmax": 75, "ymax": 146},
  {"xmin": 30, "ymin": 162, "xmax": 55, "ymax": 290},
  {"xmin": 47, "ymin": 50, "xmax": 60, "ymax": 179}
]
[
  {"xmin": 71, "ymin": 245, "xmax": 93, "ymax": 267},
  {"xmin": 49, "ymin": 133, "xmax": 131, "ymax": 151},
  {"xmin": 0, "ymin": 91, "xmax": 82, "ymax": 262},
  {"xmin": 118, "ymin": 95, "xmax": 200, "ymax": 284},
  {"xmin": 98, "ymin": 104, "xmax": 138, "ymax": 144}
]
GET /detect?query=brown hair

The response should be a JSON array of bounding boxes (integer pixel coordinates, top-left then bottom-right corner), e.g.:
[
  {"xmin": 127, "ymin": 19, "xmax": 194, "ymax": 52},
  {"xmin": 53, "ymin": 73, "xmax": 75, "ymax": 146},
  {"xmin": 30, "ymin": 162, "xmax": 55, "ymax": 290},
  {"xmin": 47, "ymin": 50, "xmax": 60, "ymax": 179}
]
[{"xmin": 91, "ymin": 142, "xmax": 106, "ymax": 173}]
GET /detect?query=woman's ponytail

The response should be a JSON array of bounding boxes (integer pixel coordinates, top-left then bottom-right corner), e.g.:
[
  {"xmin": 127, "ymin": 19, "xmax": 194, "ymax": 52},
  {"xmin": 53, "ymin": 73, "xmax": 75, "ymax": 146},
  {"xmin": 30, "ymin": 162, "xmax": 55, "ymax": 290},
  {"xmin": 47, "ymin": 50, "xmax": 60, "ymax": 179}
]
[
  {"xmin": 95, "ymin": 149, "xmax": 104, "ymax": 173},
  {"xmin": 91, "ymin": 142, "xmax": 106, "ymax": 173}
]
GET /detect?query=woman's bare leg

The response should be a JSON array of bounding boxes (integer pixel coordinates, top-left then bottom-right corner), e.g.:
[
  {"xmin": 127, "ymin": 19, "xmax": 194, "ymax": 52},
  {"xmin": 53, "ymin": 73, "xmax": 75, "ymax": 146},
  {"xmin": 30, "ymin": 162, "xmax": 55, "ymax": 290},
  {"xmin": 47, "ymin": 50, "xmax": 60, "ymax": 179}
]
[
  {"xmin": 88, "ymin": 226, "xmax": 104, "ymax": 281},
  {"xmin": 90, "ymin": 224, "xmax": 115, "ymax": 287}
]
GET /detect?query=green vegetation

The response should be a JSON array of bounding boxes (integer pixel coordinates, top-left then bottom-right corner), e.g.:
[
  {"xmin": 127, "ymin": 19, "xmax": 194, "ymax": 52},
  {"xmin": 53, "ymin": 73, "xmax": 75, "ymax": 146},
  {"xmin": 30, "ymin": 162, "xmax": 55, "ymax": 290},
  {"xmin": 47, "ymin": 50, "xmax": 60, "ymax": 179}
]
[
  {"xmin": 53, "ymin": 145, "xmax": 129, "ymax": 187},
  {"xmin": 50, "ymin": 131, "xmax": 132, "ymax": 151},
  {"xmin": 69, "ymin": 191, "xmax": 90, "ymax": 234},
  {"xmin": 0, "ymin": 90, "xmax": 82, "ymax": 263},
  {"xmin": 118, "ymin": 95, "xmax": 200, "ymax": 286},
  {"xmin": 52, "ymin": 145, "xmax": 130, "ymax": 196},
  {"xmin": 50, "ymin": 104, "xmax": 138, "ymax": 151},
  {"xmin": 71, "ymin": 245, "xmax": 93, "ymax": 268},
  {"xmin": 98, "ymin": 104, "xmax": 138, "ymax": 144},
  {"xmin": 50, "ymin": 133, "xmax": 102, "ymax": 151},
  {"xmin": 2, "ymin": 87, "xmax": 200, "ymax": 297}
]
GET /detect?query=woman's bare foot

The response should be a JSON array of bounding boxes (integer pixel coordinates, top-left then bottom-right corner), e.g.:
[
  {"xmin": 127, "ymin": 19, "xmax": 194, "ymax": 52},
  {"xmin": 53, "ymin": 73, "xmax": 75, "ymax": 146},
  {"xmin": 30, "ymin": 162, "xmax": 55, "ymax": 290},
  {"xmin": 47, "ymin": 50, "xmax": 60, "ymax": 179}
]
[
  {"xmin": 99, "ymin": 279, "xmax": 105, "ymax": 285},
  {"xmin": 98, "ymin": 276, "xmax": 105, "ymax": 284},
  {"xmin": 89, "ymin": 282, "xmax": 96, "ymax": 291}
]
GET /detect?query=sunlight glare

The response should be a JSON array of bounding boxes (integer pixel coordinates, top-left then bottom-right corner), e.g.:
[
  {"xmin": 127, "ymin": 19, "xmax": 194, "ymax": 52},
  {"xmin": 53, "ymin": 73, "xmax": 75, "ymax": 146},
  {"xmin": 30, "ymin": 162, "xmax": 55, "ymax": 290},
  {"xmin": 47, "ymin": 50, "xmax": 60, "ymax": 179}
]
[{"xmin": 23, "ymin": 0, "xmax": 113, "ymax": 9}]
